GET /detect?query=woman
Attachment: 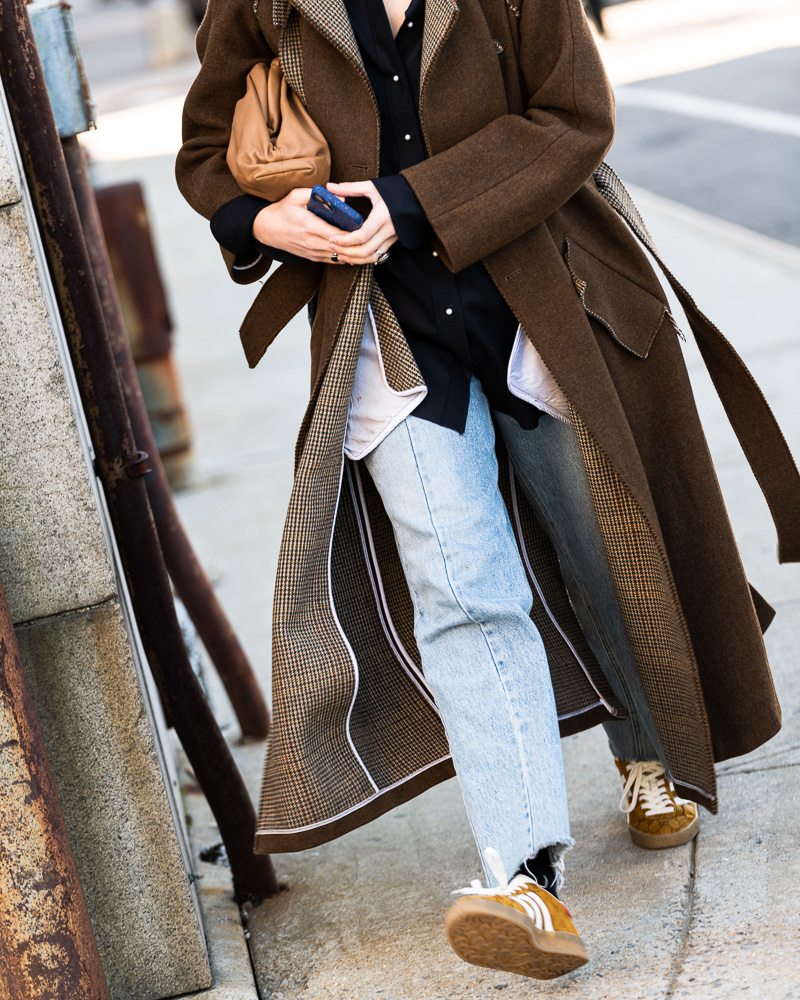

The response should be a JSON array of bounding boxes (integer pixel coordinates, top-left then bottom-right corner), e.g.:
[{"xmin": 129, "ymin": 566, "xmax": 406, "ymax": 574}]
[{"xmin": 177, "ymin": 0, "xmax": 798, "ymax": 981}]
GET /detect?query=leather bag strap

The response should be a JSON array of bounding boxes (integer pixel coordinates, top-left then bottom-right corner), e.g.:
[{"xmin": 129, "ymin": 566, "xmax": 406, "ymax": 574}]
[{"xmin": 593, "ymin": 161, "xmax": 800, "ymax": 563}]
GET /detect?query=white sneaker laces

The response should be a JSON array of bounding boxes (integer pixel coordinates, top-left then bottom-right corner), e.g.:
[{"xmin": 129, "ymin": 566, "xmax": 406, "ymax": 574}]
[
  {"xmin": 619, "ymin": 761, "xmax": 686, "ymax": 817},
  {"xmin": 452, "ymin": 847, "xmax": 565, "ymax": 898}
]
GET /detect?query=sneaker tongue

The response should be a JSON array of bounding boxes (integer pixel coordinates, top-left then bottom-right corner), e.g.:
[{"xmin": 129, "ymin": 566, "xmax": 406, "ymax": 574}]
[
  {"xmin": 509, "ymin": 874, "xmax": 538, "ymax": 891},
  {"xmin": 517, "ymin": 854, "xmax": 559, "ymax": 898}
]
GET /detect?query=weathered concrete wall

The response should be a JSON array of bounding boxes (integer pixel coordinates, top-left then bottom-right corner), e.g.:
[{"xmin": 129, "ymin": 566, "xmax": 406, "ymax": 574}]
[{"xmin": 0, "ymin": 89, "xmax": 211, "ymax": 999}]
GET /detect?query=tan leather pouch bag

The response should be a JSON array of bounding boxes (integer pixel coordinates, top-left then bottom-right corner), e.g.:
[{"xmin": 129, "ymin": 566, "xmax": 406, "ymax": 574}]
[{"xmin": 226, "ymin": 58, "xmax": 331, "ymax": 200}]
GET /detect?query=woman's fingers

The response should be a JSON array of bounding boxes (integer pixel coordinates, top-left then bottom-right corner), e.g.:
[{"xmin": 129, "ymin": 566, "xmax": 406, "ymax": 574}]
[
  {"xmin": 287, "ymin": 187, "xmax": 314, "ymax": 204},
  {"xmin": 335, "ymin": 229, "xmax": 397, "ymax": 265},
  {"xmin": 299, "ymin": 207, "xmax": 348, "ymax": 242},
  {"xmin": 326, "ymin": 180, "xmax": 376, "ymax": 200},
  {"xmin": 329, "ymin": 210, "xmax": 384, "ymax": 248},
  {"xmin": 257, "ymin": 183, "xmax": 396, "ymax": 263}
]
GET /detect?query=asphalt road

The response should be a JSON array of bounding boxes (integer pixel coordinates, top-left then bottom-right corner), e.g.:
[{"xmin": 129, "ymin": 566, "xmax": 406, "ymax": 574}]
[{"xmin": 608, "ymin": 44, "xmax": 800, "ymax": 246}]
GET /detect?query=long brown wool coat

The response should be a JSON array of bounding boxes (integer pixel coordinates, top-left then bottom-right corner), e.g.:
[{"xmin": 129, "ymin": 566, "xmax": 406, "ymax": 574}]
[{"xmin": 177, "ymin": 0, "xmax": 800, "ymax": 853}]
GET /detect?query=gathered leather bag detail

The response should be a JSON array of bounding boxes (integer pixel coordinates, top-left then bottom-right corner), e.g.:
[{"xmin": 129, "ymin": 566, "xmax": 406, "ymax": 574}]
[
  {"xmin": 226, "ymin": 58, "xmax": 331, "ymax": 200},
  {"xmin": 564, "ymin": 238, "xmax": 667, "ymax": 359}
]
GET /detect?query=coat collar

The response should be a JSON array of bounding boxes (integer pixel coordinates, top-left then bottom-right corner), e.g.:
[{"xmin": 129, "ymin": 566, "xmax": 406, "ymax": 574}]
[
  {"xmin": 275, "ymin": 0, "xmax": 460, "ymax": 101},
  {"xmin": 420, "ymin": 0, "xmax": 460, "ymax": 98}
]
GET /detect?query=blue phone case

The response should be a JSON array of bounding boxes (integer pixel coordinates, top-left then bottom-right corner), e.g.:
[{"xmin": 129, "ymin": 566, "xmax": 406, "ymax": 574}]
[{"xmin": 307, "ymin": 185, "xmax": 364, "ymax": 232}]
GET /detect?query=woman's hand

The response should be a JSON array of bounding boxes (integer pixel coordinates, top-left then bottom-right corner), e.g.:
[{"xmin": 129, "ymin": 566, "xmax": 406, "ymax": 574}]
[
  {"xmin": 326, "ymin": 181, "xmax": 398, "ymax": 265},
  {"xmin": 252, "ymin": 187, "xmax": 350, "ymax": 262}
]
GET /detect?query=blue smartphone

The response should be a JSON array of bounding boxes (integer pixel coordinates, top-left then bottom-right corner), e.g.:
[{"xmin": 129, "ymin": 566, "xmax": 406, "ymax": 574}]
[{"xmin": 307, "ymin": 184, "xmax": 364, "ymax": 232}]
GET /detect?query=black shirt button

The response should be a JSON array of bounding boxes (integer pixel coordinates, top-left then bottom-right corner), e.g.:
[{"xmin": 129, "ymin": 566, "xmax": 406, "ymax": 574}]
[
  {"xmin": 404, "ymin": 133, "xmax": 412, "ymax": 141},
  {"xmin": 494, "ymin": 38, "xmax": 505, "ymax": 53},
  {"xmin": 393, "ymin": 74, "xmax": 400, "ymax": 82},
  {"xmin": 445, "ymin": 307, "xmax": 453, "ymax": 316}
]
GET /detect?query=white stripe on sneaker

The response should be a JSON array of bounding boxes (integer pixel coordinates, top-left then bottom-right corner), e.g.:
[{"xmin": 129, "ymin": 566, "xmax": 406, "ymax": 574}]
[{"xmin": 523, "ymin": 890, "xmax": 555, "ymax": 932}]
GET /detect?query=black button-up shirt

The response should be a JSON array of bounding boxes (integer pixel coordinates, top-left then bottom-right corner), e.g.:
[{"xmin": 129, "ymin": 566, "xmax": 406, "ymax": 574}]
[{"xmin": 211, "ymin": 0, "xmax": 540, "ymax": 433}]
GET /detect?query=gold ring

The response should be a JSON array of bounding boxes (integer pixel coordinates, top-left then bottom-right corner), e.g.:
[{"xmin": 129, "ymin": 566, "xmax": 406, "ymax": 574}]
[{"xmin": 330, "ymin": 252, "xmax": 339, "ymax": 263}]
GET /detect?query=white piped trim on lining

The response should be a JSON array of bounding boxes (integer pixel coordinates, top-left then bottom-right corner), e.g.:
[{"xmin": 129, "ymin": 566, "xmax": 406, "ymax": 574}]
[
  {"xmin": 256, "ymin": 754, "xmax": 453, "ymax": 837},
  {"xmin": 348, "ymin": 462, "xmax": 438, "ymax": 712},
  {"xmin": 329, "ymin": 461, "xmax": 380, "ymax": 794}
]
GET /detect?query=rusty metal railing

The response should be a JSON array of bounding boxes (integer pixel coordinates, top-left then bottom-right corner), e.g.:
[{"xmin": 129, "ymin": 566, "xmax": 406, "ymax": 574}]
[
  {"xmin": 95, "ymin": 181, "xmax": 193, "ymax": 491},
  {"xmin": 0, "ymin": 576, "xmax": 112, "ymax": 1000}
]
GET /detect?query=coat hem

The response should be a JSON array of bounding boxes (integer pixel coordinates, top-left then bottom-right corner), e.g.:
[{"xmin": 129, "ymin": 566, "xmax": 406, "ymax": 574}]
[
  {"xmin": 254, "ymin": 755, "xmax": 456, "ymax": 854},
  {"xmin": 673, "ymin": 779, "xmax": 717, "ymax": 815},
  {"xmin": 558, "ymin": 700, "xmax": 616, "ymax": 737},
  {"xmin": 254, "ymin": 700, "xmax": 618, "ymax": 856}
]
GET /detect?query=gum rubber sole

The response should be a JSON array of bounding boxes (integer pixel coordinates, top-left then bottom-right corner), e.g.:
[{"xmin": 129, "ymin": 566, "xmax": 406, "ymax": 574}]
[
  {"xmin": 629, "ymin": 811, "xmax": 700, "ymax": 849},
  {"xmin": 445, "ymin": 898, "xmax": 589, "ymax": 981}
]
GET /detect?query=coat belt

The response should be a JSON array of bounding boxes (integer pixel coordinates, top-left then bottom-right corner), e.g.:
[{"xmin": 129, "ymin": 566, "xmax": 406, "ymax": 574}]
[
  {"xmin": 593, "ymin": 162, "xmax": 800, "ymax": 565},
  {"xmin": 239, "ymin": 257, "xmax": 323, "ymax": 369}
]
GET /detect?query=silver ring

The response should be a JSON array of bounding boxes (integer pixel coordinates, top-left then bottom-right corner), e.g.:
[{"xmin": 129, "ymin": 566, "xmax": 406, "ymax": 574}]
[
  {"xmin": 375, "ymin": 250, "xmax": 390, "ymax": 265},
  {"xmin": 330, "ymin": 252, "xmax": 339, "ymax": 263}
]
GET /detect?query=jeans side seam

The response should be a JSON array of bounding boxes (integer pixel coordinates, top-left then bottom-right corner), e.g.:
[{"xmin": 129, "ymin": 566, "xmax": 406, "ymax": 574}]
[{"xmin": 508, "ymin": 453, "xmax": 656, "ymax": 762}]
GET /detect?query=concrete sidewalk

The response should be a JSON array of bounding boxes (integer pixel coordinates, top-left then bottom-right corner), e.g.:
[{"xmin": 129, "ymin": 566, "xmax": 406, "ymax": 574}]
[{"xmin": 87, "ymin": 145, "xmax": 800, "ymax": 1000}]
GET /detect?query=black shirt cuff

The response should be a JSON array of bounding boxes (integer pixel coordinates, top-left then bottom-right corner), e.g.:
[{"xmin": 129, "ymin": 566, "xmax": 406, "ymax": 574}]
[
  {"xmin": 372, "ymin": 175, "xmax": 432, "ymax": 250},
  {"xmin": 210, "ymin": 194, "xmax": 305, "ymax": 266}
]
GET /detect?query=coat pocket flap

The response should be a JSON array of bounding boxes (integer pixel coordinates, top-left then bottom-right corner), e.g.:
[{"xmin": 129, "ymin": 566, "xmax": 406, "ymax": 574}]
[{"xmin": 565, "ymin": 238, "xmax": 666, "ymax": 359}]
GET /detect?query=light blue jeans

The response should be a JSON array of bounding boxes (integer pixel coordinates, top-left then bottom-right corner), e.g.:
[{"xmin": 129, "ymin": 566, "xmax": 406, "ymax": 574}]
[{"xmin": 363, "ymin": 377, "xmax": 664, "ymax": 884}]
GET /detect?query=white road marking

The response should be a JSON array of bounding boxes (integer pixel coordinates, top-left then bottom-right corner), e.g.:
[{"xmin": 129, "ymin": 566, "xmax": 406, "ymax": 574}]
[{"xmin": 615, "ymin": 87, "xmax": 800, "ymax": 140}]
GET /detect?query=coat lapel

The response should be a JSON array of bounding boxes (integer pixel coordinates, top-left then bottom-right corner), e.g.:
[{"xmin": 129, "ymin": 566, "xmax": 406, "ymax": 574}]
[
  {"xmin": 420, "ymin": 0, "xmax": 460, "ymax": 98},
  {"xmin": 286, "ymin": 0, "xmax": 368, "ymax": 83}
]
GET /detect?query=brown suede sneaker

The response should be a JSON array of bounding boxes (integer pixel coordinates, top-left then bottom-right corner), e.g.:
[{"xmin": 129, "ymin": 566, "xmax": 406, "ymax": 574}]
[
  {"xmin": 445, "ymin": 856, "xmax": 588, "ymax": 981},
  {"xmin": 615, "ymin": 759, "xmax": 700, "ymax": 849}
]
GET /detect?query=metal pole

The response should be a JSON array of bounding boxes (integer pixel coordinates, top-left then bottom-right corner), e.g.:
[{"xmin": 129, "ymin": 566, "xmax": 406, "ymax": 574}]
[
  {"xmin": 95, "ymin": 180, "xmax": 193, "ymax": 490},
  {"xmin": 0, "ymin": 0, "xmax": 278, "ymax": 900},
  {"xmin": 0, "ymin": 576, "xmax": 112, "ymax": 1000},
  {"xmin": 65, "ymin": 152, "xmax": 270, "ymax": 741}
]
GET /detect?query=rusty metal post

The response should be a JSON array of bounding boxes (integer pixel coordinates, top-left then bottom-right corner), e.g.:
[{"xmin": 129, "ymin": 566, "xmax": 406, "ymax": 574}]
[
  {"xmin": 0, "ymin": 576, "xmax": 112, "ymax": 1000},
  {"xmin": 94, "ymin": 181, "xmax": 192, "ymax": 490},
  {"xmin": 66, "ymin": 158, "xmax": 270, "ymax": 741},
  {"xmin": 0, "ymin": 0, "xmax": 278, "ymax": 900}
]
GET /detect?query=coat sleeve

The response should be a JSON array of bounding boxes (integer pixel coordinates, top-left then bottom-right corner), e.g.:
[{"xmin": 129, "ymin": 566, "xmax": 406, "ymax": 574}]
[
  {"xmin": 175, "ymin": 0, "xmax": 277, "ymax": 284},
  {"xmin": 399, "ymin": 0, "xmax": 615, "ymax": 272}
]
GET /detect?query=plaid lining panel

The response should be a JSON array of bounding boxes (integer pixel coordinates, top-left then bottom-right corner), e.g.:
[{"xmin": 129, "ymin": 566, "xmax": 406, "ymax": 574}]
[
  {"xmin": 370, "ymin": 286, "xmax": 425, "ymax": 394},
  {"xmin": 290, "ymin": 0, "xmax": 373, "ymax": 97},
  {"xmin": 279, "ymin": 8, "xmax": 305, "ymax": 103},
  {"xmin": 420, "ymin": 0, "xmax": 460, "ymax": 99},
  {"xmin": 332, "ymin": 463, "xmax": 449, "ymax": 788},
  {"xmin": 259, "ymin": 268, "xmax": 377, "ymax": 831},
  {"xmin": 568, "ymin": 402, "xmax": 717, "ymax": 805}
]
